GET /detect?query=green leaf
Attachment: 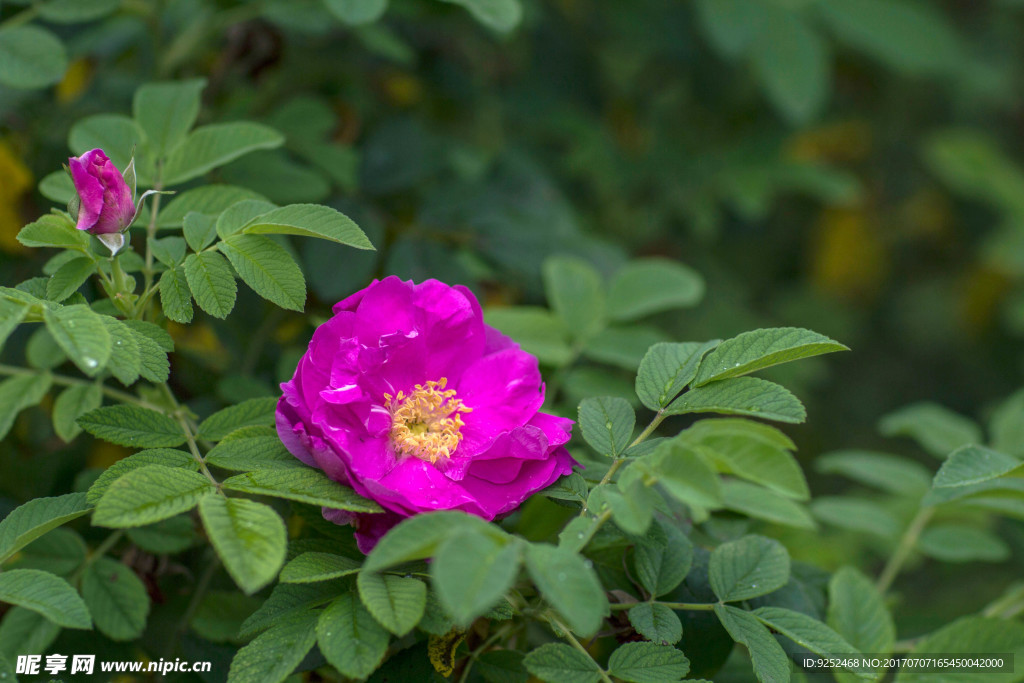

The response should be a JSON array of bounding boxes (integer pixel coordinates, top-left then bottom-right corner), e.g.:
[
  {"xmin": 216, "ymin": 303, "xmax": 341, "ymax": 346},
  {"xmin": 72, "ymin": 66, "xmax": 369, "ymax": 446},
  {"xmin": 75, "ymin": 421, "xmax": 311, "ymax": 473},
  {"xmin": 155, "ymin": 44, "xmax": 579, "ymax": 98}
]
[
  {"xmin": 52, "ymin": 383, "xmax": 102, "ymax": 442},
  {"xmin": 206, "ymin": 436, "xmax": 302, "ymax": 471},
  {"xmin": 642, "ymin": 441, "xmax": 723, "ymax": 512},
  {"xmin": 0, "ymin": 652, "xmax": 14, "ymax": 682},
  {"xmin": 607, "ymin": 258, "xmax": 705, "ymax": 322},
  {"xmin": 895, "ymin": 616, "xmax": 1024, "ymax": 682},
  {"xmin": 216, "ymin": 199, "xmax": 279, "ymax": 240},
  {"xmin": 933, "ymin": 445, "xmax": 1021, "ymax": 488},
  {"xmin": 10, "ymin": 528, "xmax": 86, "ymax": 575},
  {"xmin": 607, "ymin": 642, "xmax": 690, "ymax": 683},
  {"xmin": 693, "ymin": 327, "xmax": 848, "ymax": 386},
  {"xmin": 200, "ymin": 496, "xmax": 287, "ymax": 595},
  {"xmin": 159, "ymin": 185, "xmax": 268, "ymax": 228},
  {"xmin": 635, "ymin": 341, "xmax": 719, "ymax": 411},
  {"xmin": 190, "ymin": 590, "xmax": 261, "ymax": 642},
  {"xmin": 542, "ymin": 256, "xmax": 606, "ymax": 341},
  {"xmin": 0, "ymin": 299, "xmax": 29, "ymax": 352},
  {"xmin": 239, "ymin": 580, "xmax": 345, "ymax": 638},
  {"xmin": 695, "ymin": 0, "xmax": 763, "ymax": 56},
  {"xmin": 38, "ymin": 170, "xmax": 75, "ymax": 203},
  {"xmin": 183, "ymin": 211, "xmax": 219, "ymax": 251},
  {"xmin": 602, "ymin": 479, "xmax": 654, "ymax": 536},
  {"xmin": 92, "ymin": 465, "xmax": 214, "ymax": 528},
  {"xmin": 99, "ymin": 316, "xmax": 141, "ymax": 386},
  {"xmin": 363, "ymin": 511, "xmax": 495, "ymax": 572},
  {"xmin": 810, "ymin": 497, "xmax": 901, "ymax": 539},
  {"xmin": 0, "ymin": 26, "xmax": 67, "ymax": 89},
  {"xmin": 0, "ymin": 371, "xmax": 53, "ymax": 441},
  {"xmin": 635, "ymin": 522, "xmax": 693, "ymax": 597},
  {"xmin": 149, "ymin": 236, "xmax": 187, "ymax": 268},
  {"xmin": 199, "ymin": 397, "xmax": 277, "ymax": 440},
  {"xmin": 37, "ymin": 0, "xmax": 120, "ymax": 23},
  {"xmin": 324, "ymin": 0, "xmax": 388, "ymax": 24},
  {"xmin": 222, "ymin": 469, "xmax": 381, "ymax": 513},
  {"xmin": 77, "ymin": 405, "xmax": 185, "ymax": 448},
  {"xmin": 68, "ymin": 115, "xmax": 143, "ymax": 172},
  {"xmin": 582, "ymin": 326, "xmax": 672, "ymax": 371},
  {"xmin": 721, "ymin": 481, "xmax": 816, "ymax": 529},
  {"xmin": 666, "ymin": 377, "xmax": 806, "ymax": 423},
  {"xmin": 45, "ymin": 257, "xmax": 95, "ymax": 302},
  {"xmin": 432, "ymin": 529, "xmax": 521, "ymax": 626},
  {"xmin": 483, "ymin": 307, "xmax": 573, "ymax": 367},
  {"xmin": 356, "ymin": 572, "xmax": 426, "ymax": 636},
  {"xmin": 43, "ymin": 305, "xmax": 111, "ymax": 377},
  {"xmin": 827, "ymin": 567, "xmax": 895, "ymax": 657},
  {"xmin": 241, "ymin": 203, "xmax": 373, "ymax": 249},
  {"xmin": 439, "ymin": 0, "xmax": 523, "ymax": 32},
  {"xmin": 522, "ymin": 642, "xmax": 602, "ymax": 683},
  {"xmin": 219, "ymin": 234, "xmax": 307, "ymax": 311},
  {"xmin": 317, "ymin": 592, "xmax": 390, "ymax": 679},
  {"xmin": 713, "ymin": 604, "xmax": 790, "ymax": 683},
  {"xmin": 753, "ymin": 607, "xmax": 868, "ymax": 673},
  {"xmin": 280, "ymin": 552, "xmax": 361, "ymax": 583},
  {"xmin": 750, "ymin": 9, "xmax": 829, "ymax": 125},
  {"xmin": 226, "ymin": 612, "xmax": 318, "ymax": 683},
  {"xmin": 159, "ymin": 266, "xmax": 194, "ymax": 323},
  {"xmin": 184, "ymin": 251, "xmax": 237, "ymax": 319},
  {"xmin": 0, "ymin": 493, "xmax": 91, "ymax": 565},
  {"xmin": 709, "ymin": 535, "xmax": 790, "ymax": 602},
  {"xmin": 0, "ymin": 606, "xmax": 61, "ymax": 659},
  {"xmin": 629, "ymin": 602, "xmax": 682, "ymax": 646},
  {"xmin": 878, "ymin": 402, "xmax": 982, "ymax": 458},
  {"xmin": 814, "ymin": 450, "xmax": 933, "ymax": 495},
  {"xmin": 578, "ymin": 397, "xmax": 635, "ymax": 458},
  {"xmin": 917, "ymin": 524, "xmax": 1010, "ymax": 563},
  {"xmin": 81, "ymin": 556, "xmax": 150, "ymax": 641},
  {"xmin": 126, "ymin": 515, "xmax": 197, "ymax": 554},
  {"xmin": 123, "ymin": 320, "xmax": 172, "ymax": 382},
  {"xmin": 817, "ymin": 0, "xmax": 965, "ymax": 75},
  {"xmin": 87, "ymin": 449, "xmax": 198, "ymax": 505},
  {"xmin": 17, "ymin": 214, "xmax": 89, "ymax": 250},
  {"xmin": 133, "ymin": 78, "xmax": 206, "ymax": 158},
  {"xmin": 0, "ymin": 569, "xmax": 90, "ymax": 629},
  {"xmin": 163, "ymin": 122, "xmax": 285, "ymax": 186},
  {"xmin": 525, "ymin": 543, "xmax": 607, "ymax": 637}
]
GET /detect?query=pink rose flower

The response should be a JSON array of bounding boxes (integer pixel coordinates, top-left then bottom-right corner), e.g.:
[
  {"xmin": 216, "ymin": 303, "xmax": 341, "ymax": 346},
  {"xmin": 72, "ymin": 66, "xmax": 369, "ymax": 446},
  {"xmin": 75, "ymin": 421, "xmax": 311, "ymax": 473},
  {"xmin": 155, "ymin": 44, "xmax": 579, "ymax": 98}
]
[
  {"xmin": 276, "ymin": 277, "xmax": 577, "ymax": 552},
  {"xmin": 68, "ymin": 149, "xmax": 135, "ymax": 235}
]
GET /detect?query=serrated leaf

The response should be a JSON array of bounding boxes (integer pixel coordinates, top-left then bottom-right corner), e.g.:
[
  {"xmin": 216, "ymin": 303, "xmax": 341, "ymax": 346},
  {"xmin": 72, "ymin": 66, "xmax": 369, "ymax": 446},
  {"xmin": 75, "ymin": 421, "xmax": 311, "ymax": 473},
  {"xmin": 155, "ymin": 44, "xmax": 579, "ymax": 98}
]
[
  {"xmin": 607, "ymin": 642, "xmax": 690, "ymax": 683},
  {"xmin": 68, "ymin": 115, "xmax": 142, "ymax": 172},
  {"xmin": 92, "ymin": 465, "xmax": 214, "ymax": 528},
  {"xmin": 894, "ymin": 616, "xmax": 1024, "ymax": 682},
  {"xmin": 77, "ymin": 405, "xmax": 185, "ymax": 448},
  {"xmin": 525, "ymin": 544, "xmax": 607, "ymax": 637},
  {"xmin": 432, "ymin": 529, "xmax": 521, "ymax": 626},
  {"xmin": 608, "ymin": 258, "xmax": 705, "ymax": 322},
  {"xmin": 199, "ymin": 396, "xmax": 278, "ymax": 441},
  {"xmin": 81, "ymin": 556, "xmax": 150, "ymax": 641},
  {"xmin": 200, "ymin": 496, "xmax": 287, "ymax": 595},
  {"xmin": 666, "ymin": 377, "xmax": 806, "ymax": 423},
  {"xmin": 810, "ymin": 497, "xmax": 901, "ymax": 539},
  {"xmin": 226, "ymin": 611, "xmax": 318, "ymax": 683},
  {"xmin": 694, "ymin": 327, "xmax": 847, "ymax": 386},
  {"xmin": 190, "ymin": 590, "xmax": 261, "ymax": 643},
  {"xmin": 628, "ymin": 602, "xmax": 682, "ymax": 646},
  {"xmin": 184, "ymin": 251, "xmax": 237, "ymax": 319},
  {"xmin": 241, "ymin": 203, "xmax": 373, "ymax": 249},
  {"xmin": 317, "ymin": 592, "xmax": 390, "ymax": 679},
  {"xmin": 149, "ymin": 236, "xmax": 187, "ymax": 268},
  {"xmin": 0, "ymin": 569, "xmax": 90, "ymax": 629},
  {"xmin": 216, "ymin": 199, "xmax": 279, "ymax": 240},
  {"xmin": 158, "ymin": 186, "xmax": 269, "ymax": 228},
  {"xmin": 0, "ymin": 606, "xmax": 61, "ymax": 659},
  {"xmin": 483, "ymin": 307, "xmax": 573, "ymax": 367},
  {"xmin": 133, "ymin": 78, "xmax": 206, "ymax": 157},
  {"xmin": 159, "ymin": 266, "xmax": 194, "ymax": 323},
  {"xmin": 219, "ymin": 234, "xmax": 306, "ymax": 311},
  {"xmin": 239, "ymin": 580, "xmax": 345, "ymax": 638},
  {"xmin": 917, "ymin": 524, "xmax": 1010, "ymax": 563},
  {"xmin": 602, "ymin": 479, "xmax": 654, "ymax": 536},
  {"xmin": 163, "ymin": 122, "xmax": 285, "ymax": 186},
  {"xmin": 933, "ymin": 445, "xmax": 1021, "ymax": 488},
  {"xmin": 11, "ymin": 528, "xmax": 86, "ymax": 575},
  {"xmin": 523, "ymin": 643, "xmax": 602, "ymax": 683},
  {"xmin": 713, "ymin": 604, "xmax": 790, "ymax": 683},
  {"xmin": 280, "ymin": 552, "xmax": 361, "ymax": 583},
  {"xmin": 0, "ymin": 493, "xmax": 91, "ymax": 565},
  {"xmin": 52, "ymin": 383, "xmax": 102, "ymax": 442},
  {"xmin": 582, "ymin": 326, "xmax": 672, "ymax": 371},
  {"xmin": 878, "ymin": 402, "xmax": 982, "ymax": 458},
  {"xmin": 0, "ymin": 371, "xmax": 53, "ymax": 441},
  {"xmin": 99, "ymin": 316, "xmax": 141, "ymax": 386},
  {"xmin": 125, "ymin": 515, "xmax": 197, "ymax": 554},
  {"xmin": 17, "ymin": 214, "xmax": 88, "ymax": 250},
  {"xmin": 635, "ymin": 341, "xmax": 719, "ymax": 411},
  {"xmin": 0, "ymin": 25, "xmax": 68, "ymax": 90},
  {"xmin": 183, "ymin": 211, "xmax": 219, "ymax": 251},
  {"xmin": 827, "ymin": 567, "xmax": 895, "ymax": 658},
  {"xmin": 709, "ymin": 535, "xmax": 790, "ymax": 602},
  {"xmin": 221, "ymin": 469, "xmax": 381, "ymax": 513},
  {"xmin": 206, "ymin": 436, "xmax": 302, "ymax": 471},
  {"xmin": 753, "ymin": 606, "xmax": 869, "ymax": 674},
  {"xmin": 542, "ymin": 256, "xmax": 606, "ymax": 341},
  {"xmin": 356, "ymin": 572, "xmax": 426, "ymax": 636},
  {"xmin": 123, "ymin": 321, "xmax": 170, "ymax": 382},
  {"xmin": 815, "ymin": 450, "xmax": 932, "ymax": 495},
  {"xmin": 641, "ymin": 441, "xmax": 722, "ymax": 512},
  {"xmin": 635, "ymin": 522, "xmax": 693, "ymax": 598},
  {"xmin": 43, "ymin": 305, "xmax": 111, "ymax": 377},
  {"xmin": 45, "ymin": 257, "xmax": 94, "ymax": 302},
  {"xmin": 0, "ymin": 299, "xmax": 29, "ymax": 352},
  {"xmin": 578, "ymin": 396, "xmax": 635, "ymax": 458},
  {"xmin": 721, "ymin": 481, "xmax": 816, "ymax": 529},
  {"xmin": 363, "ymin": 511, "xmax": 496, "ymax": 572}
]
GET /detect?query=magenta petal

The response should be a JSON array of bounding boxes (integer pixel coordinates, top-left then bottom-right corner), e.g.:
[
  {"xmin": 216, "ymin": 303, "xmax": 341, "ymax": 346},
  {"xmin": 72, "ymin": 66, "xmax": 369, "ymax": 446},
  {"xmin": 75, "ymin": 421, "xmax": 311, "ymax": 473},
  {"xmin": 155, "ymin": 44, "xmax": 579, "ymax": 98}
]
[
  {"xmin": 69, "ymin": 155, "xmax": 103, "ymax": 232},
  {"xmin": 68, "ymin": 149, "xmax": 135, "ymax": 235}
]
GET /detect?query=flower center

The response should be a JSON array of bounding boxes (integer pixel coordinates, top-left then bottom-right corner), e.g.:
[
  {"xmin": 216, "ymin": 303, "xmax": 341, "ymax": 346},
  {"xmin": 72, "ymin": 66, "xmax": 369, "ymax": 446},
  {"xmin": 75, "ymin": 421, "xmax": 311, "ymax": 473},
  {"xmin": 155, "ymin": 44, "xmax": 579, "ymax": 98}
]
[{"xmin": 384, "ymin": 378, "xmax": 471, "ymax": 463}]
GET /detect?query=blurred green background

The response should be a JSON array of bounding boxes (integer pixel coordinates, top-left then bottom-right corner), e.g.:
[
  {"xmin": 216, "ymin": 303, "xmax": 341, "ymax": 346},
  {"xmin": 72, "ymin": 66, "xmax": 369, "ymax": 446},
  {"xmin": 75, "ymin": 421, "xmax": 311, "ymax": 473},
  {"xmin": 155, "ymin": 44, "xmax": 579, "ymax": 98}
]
[{"xmin": 2, "ymin": 0, "xmax": 1023, "ymax": 644}]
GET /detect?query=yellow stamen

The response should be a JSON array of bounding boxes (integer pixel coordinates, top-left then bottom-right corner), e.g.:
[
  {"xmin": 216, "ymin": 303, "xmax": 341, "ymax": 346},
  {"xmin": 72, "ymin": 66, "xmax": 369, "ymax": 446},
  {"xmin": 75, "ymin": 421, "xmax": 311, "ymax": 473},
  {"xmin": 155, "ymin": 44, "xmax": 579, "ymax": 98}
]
[{"xmin": 384, "ymin": 378, "xmax": 471, "ymax": 463}]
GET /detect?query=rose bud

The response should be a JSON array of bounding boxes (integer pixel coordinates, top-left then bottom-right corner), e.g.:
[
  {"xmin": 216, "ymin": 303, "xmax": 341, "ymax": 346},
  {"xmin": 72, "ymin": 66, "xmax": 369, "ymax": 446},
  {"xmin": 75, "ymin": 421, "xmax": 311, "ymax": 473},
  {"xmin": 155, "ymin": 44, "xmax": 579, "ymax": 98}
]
[{"xmin": 68, "ymin": 148, "xmax": 136, "ymax": 254}]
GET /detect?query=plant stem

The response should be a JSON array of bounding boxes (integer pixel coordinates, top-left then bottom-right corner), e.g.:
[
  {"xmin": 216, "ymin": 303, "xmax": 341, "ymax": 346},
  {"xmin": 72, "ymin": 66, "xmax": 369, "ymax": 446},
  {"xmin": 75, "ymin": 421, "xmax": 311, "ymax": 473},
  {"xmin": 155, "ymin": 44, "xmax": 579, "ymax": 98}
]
[
  {"xmin": 546, "ymin": 613, "xmax": 614, "ymax": 683},
  {"xmin": 0, "ymin": 364, "xmax": 163, "ymax": 411},
  {"xmin": 160, "ymin": 383, "xmax": 219, "ymax": 487},
  {"xmin": 140, "ymin": 172, "xmax": 164, "ymax": 320},
  {"xmin": 578, "ymin": 411, "xmax": 666, "ymax": 518},
  {"xmin": 876, "ymin": 507, "xmax": 934, "ymax": 594}
]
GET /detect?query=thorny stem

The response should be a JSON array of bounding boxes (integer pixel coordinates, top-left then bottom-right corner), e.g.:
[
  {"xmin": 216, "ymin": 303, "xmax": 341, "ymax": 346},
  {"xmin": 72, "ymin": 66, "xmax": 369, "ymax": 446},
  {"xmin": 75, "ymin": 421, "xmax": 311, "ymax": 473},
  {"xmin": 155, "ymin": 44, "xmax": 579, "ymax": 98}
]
[
  {"xmin": 876, "ymin": 507, "xmax": 935, "ymax": 594},
  {"xmin": 545, "ymin": 613, "xmax": 614, "ymax": 683},
  {"xmin": 0, "ymin": 364, "xmax": 164, "ymax": 411}
]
